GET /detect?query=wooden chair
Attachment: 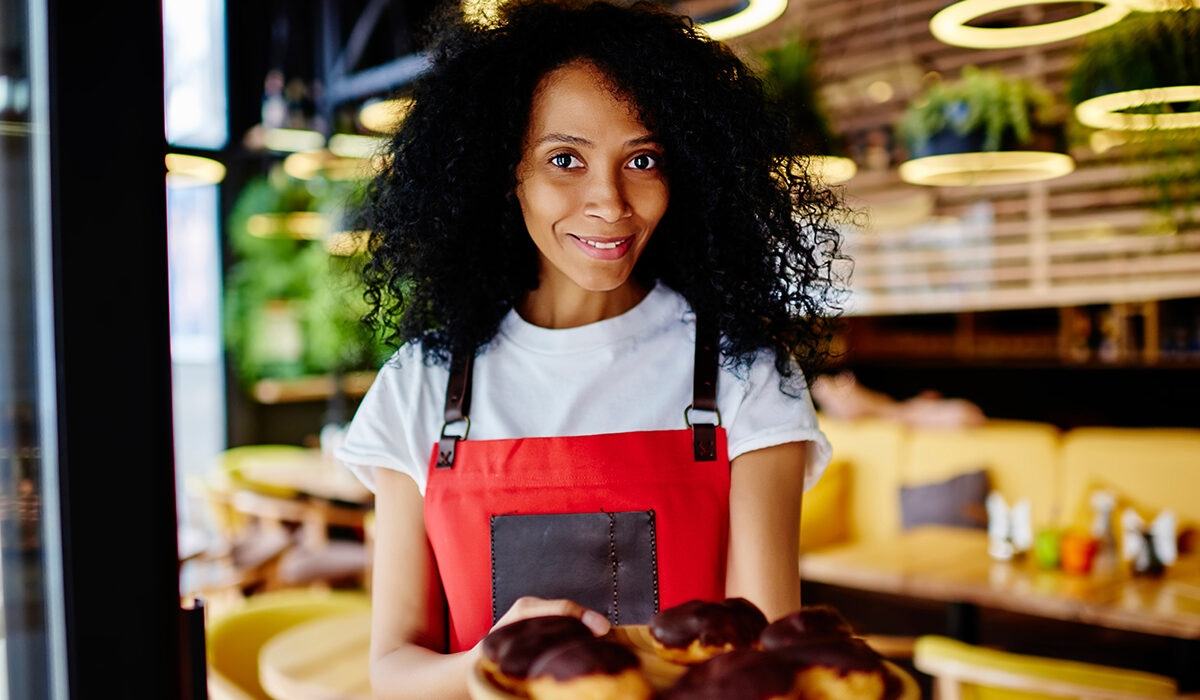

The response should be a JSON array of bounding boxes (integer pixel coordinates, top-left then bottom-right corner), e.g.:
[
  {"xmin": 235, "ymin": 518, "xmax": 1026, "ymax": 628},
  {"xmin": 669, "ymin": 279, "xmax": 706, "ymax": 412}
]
[
  {"xmin": 206, "ymin": 588, "xmax": 370, "ymax": 700},
  {"xmin": 913, "ymin": 635, "xmax": 1178, "ymax": 700},
  {"xmin": 183, "ymin": 447, "xmax": 370, "ymax": 598}
]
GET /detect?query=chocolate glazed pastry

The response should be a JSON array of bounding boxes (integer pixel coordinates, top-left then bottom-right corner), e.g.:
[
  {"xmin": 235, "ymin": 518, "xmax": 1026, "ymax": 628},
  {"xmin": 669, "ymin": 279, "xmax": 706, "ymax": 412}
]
[
  {"xmin": 776, "ymin": 637, "xmax": 902, "ymax": 700},
  {"xmin": 479, "ymin": 616, "xmax": 594, "ymax": 694},
  {"xmin": 526, "ymin": 638, "xmax": 653, "ymax": 700},
  {"xmin": 759, "ymin": 605, "xmax": 855, "ymax": 650},
  {"xmin": 659, "ymin": 649, "xmax": 803, "ymax": 700},
  {"xmin": 664, "ymin": 639, "xmax": 902, "ymax": 700},
  {"xmin": 649, "ymin": 598, "xmax": 769, "ymax": 664}
]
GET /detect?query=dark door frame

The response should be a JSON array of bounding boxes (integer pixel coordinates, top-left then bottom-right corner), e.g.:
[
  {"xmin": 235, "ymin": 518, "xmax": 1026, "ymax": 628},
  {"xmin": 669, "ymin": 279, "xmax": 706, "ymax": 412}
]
[{"xmin": 45, "ymin": 0, "xmax": 183, "ymax": 696}]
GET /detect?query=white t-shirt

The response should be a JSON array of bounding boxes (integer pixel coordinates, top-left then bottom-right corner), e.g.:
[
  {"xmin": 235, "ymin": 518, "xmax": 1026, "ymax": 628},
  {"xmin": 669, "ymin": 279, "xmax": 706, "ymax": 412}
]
[{"xmin": 335, "ymin": 281, "xmax": 832, "ymax": 495}]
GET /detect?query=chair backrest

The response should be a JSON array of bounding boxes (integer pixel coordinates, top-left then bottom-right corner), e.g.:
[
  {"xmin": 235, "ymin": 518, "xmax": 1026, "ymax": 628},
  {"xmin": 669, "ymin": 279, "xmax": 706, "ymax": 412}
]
[
  {"xmin": 818, "ymin": 416, "xmax": 907, "ymax": 542},
  {"xmin": 902, "ymin": 421, "xmax": 1061, "ymax": 528},
  {"xmin": 913, "ymin": 635, "xmax": 1177, "ymax": 700},
  {"xmin": 1059, "ymin": 427, "xmax": 1200, "ymax": 529},
  {"xmin": 206, "ymin": 589, "xmax": 370, "ymax": 699}
]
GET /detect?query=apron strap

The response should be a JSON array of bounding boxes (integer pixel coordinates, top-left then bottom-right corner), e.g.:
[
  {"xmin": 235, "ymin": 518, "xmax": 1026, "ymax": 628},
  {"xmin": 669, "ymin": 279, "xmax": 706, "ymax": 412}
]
[
  {"xmin": 689, "ymin": 311, "xmax": 721, "ymax": 461},
  {"xmin": 437, "ymin": 296, "xmax": 721, "ymax": 467},
  {"xmin": 436, "ymin": 350, "xmax": 473, "ymax": 468}
]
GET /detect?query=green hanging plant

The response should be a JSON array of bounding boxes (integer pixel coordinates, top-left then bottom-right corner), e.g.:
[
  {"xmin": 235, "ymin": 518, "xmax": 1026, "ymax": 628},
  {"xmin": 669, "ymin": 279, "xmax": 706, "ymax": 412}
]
[
  {"xmin": 223, "ymin": 167, "xmax": 389, "ymax": 387},
  {"xmin": 1068, "ymin": 8, "xmax": 1200, "ymax": 110},
  {"xmin": 898, "ymin": 67, "xmax": 1058, "ymax": 154},
  {"xmin": 757, "ymin": 34, "xmax": 840, "ymax": 156},
  {"xmin": 1068, "ymin": 9, "xmax": 1200, "ymax": 226}
]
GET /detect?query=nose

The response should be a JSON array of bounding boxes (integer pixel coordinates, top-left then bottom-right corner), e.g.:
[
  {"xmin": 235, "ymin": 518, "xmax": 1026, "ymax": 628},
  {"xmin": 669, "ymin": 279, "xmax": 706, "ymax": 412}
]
[{"xmin": 582, "ymin": 167, "xmax": 632, "ymax": 224}]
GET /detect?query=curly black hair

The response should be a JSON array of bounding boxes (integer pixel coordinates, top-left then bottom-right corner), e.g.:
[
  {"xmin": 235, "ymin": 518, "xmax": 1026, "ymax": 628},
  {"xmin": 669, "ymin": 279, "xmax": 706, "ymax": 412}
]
[{"xmin": 357, "ymin": 0, "xmax": 848, "ymax": 388}]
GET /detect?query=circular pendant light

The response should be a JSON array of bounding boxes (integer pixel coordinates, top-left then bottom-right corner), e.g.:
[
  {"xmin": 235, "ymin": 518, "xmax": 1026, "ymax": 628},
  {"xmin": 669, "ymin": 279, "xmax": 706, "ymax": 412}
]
[
  {"xmin": 245, "ymin": 212, "xmax": 331, "ymax": 240},
  {"xmin": 358, "ymin": 96, "xmax": 415, "ymax": 135},
  {"xmin": 1112, "ymin": 0, "xmax": 1199, "ymax": 9},
  {"xmin": 930, "ymin": 0, "xmax": 1130, "ymax": 49},
  {"xmin": 797, "ymin": 156, "xmax": 857, "ymax": 185},
  {"xmin": 165, "ymin": 153, "xmax": 226, "ymax": 186},
  {"xmin": 261, "ymin": 127, "xmax": 327, "ymax": 153},
  {"xmin": 694, "ymin": 0, "xmax": 789, "ymax": 40},
  {"xmin": 1076, "ymin": 85, "xmax": 1200, "ymax": 130},
  {"xmin": 462, "ymin": 0, "xmax": 787, "ymax": 40},
  {"xmin": 283, "ymin": 150, "xmax": 380, "ymax": 181},
  {"xmin": 899, "ymin": 150, "xmax": 1075, "ymax": 186}
]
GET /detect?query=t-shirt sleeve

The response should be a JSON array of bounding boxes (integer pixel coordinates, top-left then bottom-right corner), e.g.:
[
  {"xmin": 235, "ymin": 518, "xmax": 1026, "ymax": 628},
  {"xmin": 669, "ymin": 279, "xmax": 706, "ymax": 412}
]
[
  {"xmin": 723, "ymin": 351, "xmax": 833, "ymax": 493},
  {"xmin": 334, "ymin": 343, "xmax": 437, "ymax": 495}
]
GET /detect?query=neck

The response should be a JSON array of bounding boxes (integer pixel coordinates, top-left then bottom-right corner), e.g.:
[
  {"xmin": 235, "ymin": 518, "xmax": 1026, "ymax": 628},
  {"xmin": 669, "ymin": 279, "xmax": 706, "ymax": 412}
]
[{"xmin": 517, "ymin": 274, "xmax": 651, "ymax": 329}]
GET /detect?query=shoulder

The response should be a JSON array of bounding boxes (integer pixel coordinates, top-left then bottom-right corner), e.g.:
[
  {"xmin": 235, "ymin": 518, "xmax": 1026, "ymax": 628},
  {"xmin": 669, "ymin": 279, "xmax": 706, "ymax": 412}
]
[
  {"xmin": 373, "ymin": 340, "xmax": 450, "ymax": 393},
  {"xmin": 351, "ymin": 341, "xmax": 448, "ymax": 437}
]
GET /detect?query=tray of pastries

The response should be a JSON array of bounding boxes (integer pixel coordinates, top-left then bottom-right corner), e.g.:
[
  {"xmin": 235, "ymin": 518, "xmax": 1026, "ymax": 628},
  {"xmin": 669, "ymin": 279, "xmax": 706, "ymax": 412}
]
[{"xmin": 468, "ymin": 599, "xmax": 920, "ymax": 699}]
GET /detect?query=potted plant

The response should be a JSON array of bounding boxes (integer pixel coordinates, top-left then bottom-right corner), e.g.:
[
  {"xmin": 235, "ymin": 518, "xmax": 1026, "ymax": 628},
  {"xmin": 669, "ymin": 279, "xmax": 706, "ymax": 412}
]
[
  {"xmin": 758, "ymin": 34, "xmax": 856, "ymax": 184},
  {"xmin": 898, "ymin": 67, "xmax": 1062, "ymax": 158},
  {"xmin": 1068, "ymin": 9, "xmax": 1200, "ymax": 222}
]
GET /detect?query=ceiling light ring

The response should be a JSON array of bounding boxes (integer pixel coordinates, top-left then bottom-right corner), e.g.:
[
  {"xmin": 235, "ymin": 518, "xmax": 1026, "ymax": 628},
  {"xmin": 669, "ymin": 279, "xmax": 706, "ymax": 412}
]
[
  {"xmin": 695, "ymin": 0, "xmax": 789, "ymax": 40},
  {"xmin": 1075, "ymin": 86, "xmax": 1200, "ymax": 131},
  {"xmin": 930, "ymin": 0, "xmax": 1131, "ymax": 49},
  {"xmin": 899, "ymin": 150, "xmax": 1075, "ymax": 186}
]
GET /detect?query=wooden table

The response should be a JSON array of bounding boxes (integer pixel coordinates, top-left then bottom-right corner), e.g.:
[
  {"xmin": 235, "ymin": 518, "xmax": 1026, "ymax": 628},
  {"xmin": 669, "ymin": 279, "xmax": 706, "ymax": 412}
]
[
  {"xmin": 800, "ymin": 526, "xmax": 1200, "ymax": 640},
  {"xmin": 800, "ymin": 526, "xmax": 1200, "ymax": 689},
  {"xmin": 258, "ymin": 610, "xmax": 372, "ymax": 700},
  {"xmin": 236, "ymin": 448, "xmax": 372, "ymax": 506}
]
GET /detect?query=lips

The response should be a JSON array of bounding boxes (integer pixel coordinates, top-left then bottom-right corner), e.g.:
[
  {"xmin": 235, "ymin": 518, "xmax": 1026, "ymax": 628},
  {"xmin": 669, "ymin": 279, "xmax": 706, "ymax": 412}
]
[{"xmin": 567, "ymin": 233, "xmax": 634, "ymax": 261}]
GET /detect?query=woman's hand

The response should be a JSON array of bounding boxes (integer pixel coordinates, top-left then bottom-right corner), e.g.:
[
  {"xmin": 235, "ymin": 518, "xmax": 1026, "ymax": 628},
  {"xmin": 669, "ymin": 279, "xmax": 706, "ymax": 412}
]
[{"xmin": 488, "ymin": 596, "xmax": 612, "ymax": 637}]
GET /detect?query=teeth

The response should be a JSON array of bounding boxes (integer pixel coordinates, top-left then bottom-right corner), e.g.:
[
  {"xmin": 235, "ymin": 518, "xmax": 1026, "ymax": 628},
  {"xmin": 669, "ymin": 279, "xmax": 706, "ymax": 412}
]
[{"xmin": 583, "ymin": 238, "xmax": 625, "ymax": 249}]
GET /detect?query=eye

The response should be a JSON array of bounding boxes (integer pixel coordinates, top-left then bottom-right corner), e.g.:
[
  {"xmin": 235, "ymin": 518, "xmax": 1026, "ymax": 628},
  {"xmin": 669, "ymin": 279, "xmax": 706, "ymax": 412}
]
[
  {"xmin": 549, "ymin": 152, "xmax": 581, "ymax": 169},
  {"xmin": 629, "ymin": 153, "xmax": 660, "ymax": 170}
]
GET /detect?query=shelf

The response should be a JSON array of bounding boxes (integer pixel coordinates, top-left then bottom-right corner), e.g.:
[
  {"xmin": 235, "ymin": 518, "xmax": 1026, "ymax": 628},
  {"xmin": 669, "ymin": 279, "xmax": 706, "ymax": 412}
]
[
  {"xmin": 834, "ymin": 355, "xmax": 1200, "ymax": 371},
  {"xmin": 250, "ymin": 370, "xmax": 377, "ymax": 404}
]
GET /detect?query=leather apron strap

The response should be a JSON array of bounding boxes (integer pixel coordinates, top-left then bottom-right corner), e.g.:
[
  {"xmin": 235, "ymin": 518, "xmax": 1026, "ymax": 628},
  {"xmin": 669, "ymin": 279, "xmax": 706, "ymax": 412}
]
[
  {"xmin": 436, "ymin": 302, "xmax": 721, "ymax": 467},
  {"xmin": 436, "ymin": 350, "xmax": 472, "ymax": 468},
  {"xmin": 688, "ymin": 310, "xmax": 720, "ymax": 461}
]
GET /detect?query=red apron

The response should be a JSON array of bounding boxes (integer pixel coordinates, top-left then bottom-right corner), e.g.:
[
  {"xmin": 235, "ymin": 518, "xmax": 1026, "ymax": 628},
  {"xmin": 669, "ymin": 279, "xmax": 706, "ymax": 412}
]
[{"xmin": 423, "ymin": 313, "xmax": 730, "ymax": 652}]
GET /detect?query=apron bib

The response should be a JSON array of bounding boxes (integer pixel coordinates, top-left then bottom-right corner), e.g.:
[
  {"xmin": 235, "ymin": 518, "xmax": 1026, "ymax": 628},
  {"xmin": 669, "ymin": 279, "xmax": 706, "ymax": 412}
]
[{"xmin": 423, "ymin": 312, "xmax": 730, "ymax": 652}]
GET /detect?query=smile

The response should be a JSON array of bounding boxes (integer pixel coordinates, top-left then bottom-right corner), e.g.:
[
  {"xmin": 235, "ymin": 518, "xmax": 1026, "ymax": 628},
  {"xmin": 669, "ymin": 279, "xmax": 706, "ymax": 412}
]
[{"xmin": 567, "ymin": 234, "xmax": 634, "ymax": 260}]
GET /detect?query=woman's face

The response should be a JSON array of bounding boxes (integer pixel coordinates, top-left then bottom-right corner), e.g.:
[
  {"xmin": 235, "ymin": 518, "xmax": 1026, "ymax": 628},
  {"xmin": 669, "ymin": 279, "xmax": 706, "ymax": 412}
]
[{"xmin": 515, "ymin": 60, "xmax": 668, "ymax": 293}]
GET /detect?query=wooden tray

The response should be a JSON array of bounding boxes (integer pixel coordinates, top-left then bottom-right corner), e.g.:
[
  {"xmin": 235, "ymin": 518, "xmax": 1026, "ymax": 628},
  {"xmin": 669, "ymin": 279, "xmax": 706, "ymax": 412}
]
[{"xmin": 467, "ymin": 625, "xmax": 921, "ymax": 699}]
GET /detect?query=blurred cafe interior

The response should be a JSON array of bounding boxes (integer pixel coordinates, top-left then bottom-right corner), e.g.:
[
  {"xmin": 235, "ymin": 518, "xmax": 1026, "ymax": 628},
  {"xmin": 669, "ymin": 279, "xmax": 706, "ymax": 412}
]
[{"xmin": 3, "ymin": 0, "xmax": 1200, "ymax": 697}]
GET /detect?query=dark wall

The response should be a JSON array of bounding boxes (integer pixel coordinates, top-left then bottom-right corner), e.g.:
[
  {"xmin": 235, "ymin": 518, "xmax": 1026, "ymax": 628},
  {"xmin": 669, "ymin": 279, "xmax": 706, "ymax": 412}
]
[{"xmin": 846, "ymin": 361, "xmax": 1200, "ymax": 429}]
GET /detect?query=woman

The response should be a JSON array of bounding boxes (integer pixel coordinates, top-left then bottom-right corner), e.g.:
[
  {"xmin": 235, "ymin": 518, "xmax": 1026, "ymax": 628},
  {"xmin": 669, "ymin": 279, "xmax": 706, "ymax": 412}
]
[{"xmin": 335, "ymin": 0, "xmax": 844, "ymax": 696}]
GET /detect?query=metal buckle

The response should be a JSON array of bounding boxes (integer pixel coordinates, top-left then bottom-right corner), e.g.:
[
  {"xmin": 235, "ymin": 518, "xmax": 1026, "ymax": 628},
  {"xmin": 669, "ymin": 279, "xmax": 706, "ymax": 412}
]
[
  {"xmin": 439, "ymin": 416, "xmax": 471, "ymax": 441},
  {"xmin": 683, "ymin": 404, "xmax": 722, "ymax": 428}
]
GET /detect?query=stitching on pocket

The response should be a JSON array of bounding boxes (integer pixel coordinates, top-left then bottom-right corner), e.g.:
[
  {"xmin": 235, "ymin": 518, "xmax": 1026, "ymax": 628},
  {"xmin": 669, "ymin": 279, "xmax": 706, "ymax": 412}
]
[
  {"xmin": 607, "ymin": 511, "xmax": 619, "ymax": 625},
  {"xmin": 490, "ymin": 514, "xmax": 498, "ymax": 623},
  {"xmin": 648, "ymin": 509, "xmax": 660, "ymax": 614}
]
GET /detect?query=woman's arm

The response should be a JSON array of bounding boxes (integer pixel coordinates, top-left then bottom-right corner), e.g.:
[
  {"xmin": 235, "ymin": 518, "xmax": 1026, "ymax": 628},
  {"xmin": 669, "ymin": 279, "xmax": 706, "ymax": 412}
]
[
  {"xmin": 369, "ymin": 468, "xmax": 612, "ymax": 699},
  {"xmin": 369, "ymin": 467, "xmax": 476, "ymax": 699},
  {"xmin": 725, "ymin": 441, "xmax": 808, "ymax": 621}
]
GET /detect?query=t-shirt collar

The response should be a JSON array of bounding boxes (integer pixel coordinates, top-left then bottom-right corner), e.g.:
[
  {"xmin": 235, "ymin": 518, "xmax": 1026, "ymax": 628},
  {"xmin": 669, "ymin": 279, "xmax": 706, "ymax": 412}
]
[{"xmin": 496, "ymin": 280, "xmax": 683, "ymax": 353}]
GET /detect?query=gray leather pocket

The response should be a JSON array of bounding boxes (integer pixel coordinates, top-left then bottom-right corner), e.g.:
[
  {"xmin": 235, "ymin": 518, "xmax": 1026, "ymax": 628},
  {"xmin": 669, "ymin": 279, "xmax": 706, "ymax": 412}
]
[{"xmin": 490, "ymin": 510, "xmax": 659, "ymax": 626}]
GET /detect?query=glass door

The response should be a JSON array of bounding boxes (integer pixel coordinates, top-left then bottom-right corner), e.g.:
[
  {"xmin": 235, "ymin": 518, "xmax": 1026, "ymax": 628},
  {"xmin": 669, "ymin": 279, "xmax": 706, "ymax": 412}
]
[{"xmin": 1, "ymin": 0, "xmax": 65, "ymax": 695}]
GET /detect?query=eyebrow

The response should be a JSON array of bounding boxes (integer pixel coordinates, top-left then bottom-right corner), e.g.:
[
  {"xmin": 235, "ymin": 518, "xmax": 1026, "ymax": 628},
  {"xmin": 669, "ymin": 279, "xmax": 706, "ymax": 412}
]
[{"xmin": 532, "ymin": 132, "xmax": 661, "ymax": 148}]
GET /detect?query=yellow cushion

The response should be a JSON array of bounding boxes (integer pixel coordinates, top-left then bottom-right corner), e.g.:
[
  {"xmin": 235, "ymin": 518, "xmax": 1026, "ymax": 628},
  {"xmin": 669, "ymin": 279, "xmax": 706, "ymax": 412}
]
[
  {"xmin": 1060, "ymin": 428, "xmax": 1200, "ymax": 530},
  {"xmin": 207, "ymin": 589, "xmax": 370, "ymax": 699},
  {"xmin": 216, "ymin": 445, "xmax": 309, "ymax": 498},
  {"xmin": 914, "ymin": 635, "xmax": 1176, "ymax": 699},
  {"xmin": 817, "ymin": 416, "xmax": 906, "ymax": 542},
  {"xmin": 902, "ymin": 421, "xmax": 1060, "ymax": 528},
  {"xmin": 800, "ymin": 460, "xmax": 849, "ymax": 551}
]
